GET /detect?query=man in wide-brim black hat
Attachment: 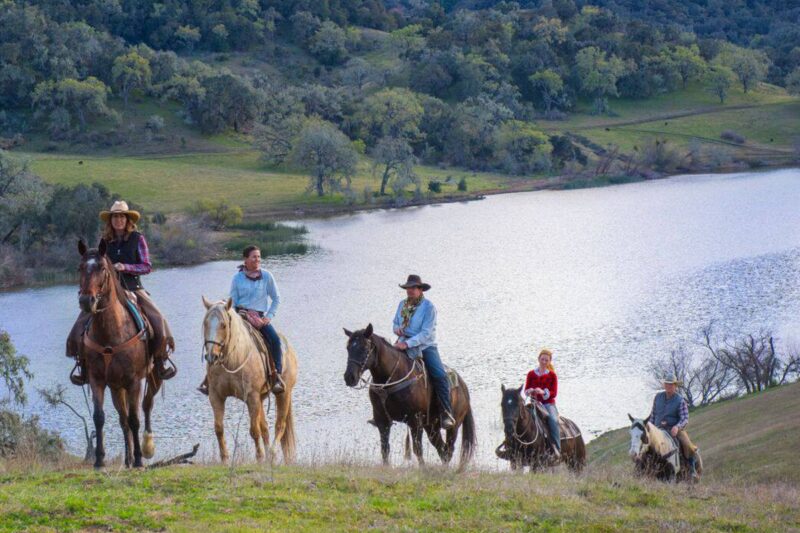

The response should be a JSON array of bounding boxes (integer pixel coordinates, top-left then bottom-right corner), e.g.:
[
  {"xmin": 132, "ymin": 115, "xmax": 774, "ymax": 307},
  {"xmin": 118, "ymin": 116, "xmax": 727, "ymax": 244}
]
[{"xmin": 392, "ymin": 275, "xmax": 455, "ymax": 429}]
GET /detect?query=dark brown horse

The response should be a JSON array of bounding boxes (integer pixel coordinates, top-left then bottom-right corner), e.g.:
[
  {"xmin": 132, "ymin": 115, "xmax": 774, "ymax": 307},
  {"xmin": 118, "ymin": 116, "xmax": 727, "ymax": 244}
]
[
  {"xmin": 76, "ymin": 239, "xmax": 162, "ymax": 468},
  {"xmin": 497, "ymin": 385, "xmax": 585, "ymax": 472},
  {"xmin": 343, "ymin": 324, "xmax": 476, "ymax": 469}
]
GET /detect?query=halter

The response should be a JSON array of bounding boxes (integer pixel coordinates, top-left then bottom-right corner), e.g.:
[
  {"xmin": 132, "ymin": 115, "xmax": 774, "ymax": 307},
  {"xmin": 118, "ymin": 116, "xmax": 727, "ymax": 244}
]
[
  {"xmin": 347, "ymin": 337, "xmax": 377, "ymax": 384},
  {"xmin": 79, "ymin": 261, "xmax": 114, "ymax": 314}
]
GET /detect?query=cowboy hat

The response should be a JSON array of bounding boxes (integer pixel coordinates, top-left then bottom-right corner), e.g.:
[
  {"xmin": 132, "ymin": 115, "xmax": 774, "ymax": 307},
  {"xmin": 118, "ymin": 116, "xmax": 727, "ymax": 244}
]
[
  {"xmin": 399, "ymin": 274, "xmax": 431, "ymax": 291},
  {"xmin": 662, "ymin": 374, "xmax": 683, "ymax": 386},
  {"xmin": 99, "ymin": 200, "xmax": 140, "ymax": 224}
]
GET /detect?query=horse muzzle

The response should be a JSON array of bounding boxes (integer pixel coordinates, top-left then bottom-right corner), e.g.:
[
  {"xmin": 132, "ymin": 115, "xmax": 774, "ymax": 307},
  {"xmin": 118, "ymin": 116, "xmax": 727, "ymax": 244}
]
[
  {"xmin": 79, "ymin": 294, "xmax": 99, "ymax": 314},
  {"xmin": 343, "ymin": 366, "xmax": 362, "ymax": 387}
]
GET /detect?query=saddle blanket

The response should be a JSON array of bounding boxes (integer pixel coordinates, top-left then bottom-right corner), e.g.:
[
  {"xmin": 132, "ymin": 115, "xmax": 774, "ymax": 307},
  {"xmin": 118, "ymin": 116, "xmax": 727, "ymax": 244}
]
[{"xmin": 443, "ymin": 365, "xmax": 460, "ymax": 389}]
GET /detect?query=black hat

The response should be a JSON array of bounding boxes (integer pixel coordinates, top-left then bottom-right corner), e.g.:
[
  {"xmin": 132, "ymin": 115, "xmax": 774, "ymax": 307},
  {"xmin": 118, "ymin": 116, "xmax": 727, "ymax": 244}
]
[{"xmin": 399, "ymin": 274, "xmax": 431, "ymax": 291}]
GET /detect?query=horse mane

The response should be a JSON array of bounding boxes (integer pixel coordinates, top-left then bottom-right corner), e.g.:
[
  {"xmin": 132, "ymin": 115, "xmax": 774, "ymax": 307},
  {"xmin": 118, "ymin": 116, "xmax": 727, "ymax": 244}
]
[{"xmin": 207, "ymin": 302, "xmax": 261, "ymax": 367}]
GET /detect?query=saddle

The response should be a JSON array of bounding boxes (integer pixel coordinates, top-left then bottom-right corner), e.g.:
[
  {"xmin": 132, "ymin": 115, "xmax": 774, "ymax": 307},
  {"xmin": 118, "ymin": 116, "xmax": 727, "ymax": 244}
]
[
  {"xmin": 530, "ymin": 402, "xmax": 581, "ymax": 441},
  {"xmin": 238, "ymin": 312, "xmax": 277, "ymax": 387},
  {"xmin": 123, "ymin": 291, "xmax": 152, "ymax": 339}
]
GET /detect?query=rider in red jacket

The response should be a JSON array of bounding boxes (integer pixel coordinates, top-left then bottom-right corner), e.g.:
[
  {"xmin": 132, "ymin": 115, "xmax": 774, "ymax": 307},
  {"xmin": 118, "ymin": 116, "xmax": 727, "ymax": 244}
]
[{"xmin": 524, "ymin": 348, "xmax": 561, "ymax": 458}]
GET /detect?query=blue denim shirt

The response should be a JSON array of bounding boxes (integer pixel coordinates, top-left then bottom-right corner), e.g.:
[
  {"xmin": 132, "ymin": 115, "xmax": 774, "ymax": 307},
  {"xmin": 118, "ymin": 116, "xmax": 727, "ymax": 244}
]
[
  {"xmin": 229, "ymin": 270, "xmax": 280, "ymax": 319},
  {"xmin": 392, "ymin": 298, "xmax": 437, "ymax": 354}
]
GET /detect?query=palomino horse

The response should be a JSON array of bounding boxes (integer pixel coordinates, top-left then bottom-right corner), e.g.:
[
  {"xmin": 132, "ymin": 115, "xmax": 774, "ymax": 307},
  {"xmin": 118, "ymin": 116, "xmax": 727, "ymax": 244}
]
[
  {"xmin": 628, "ymin": 414, "xmax": 702, "ymax": 483},
  {"xmin": 76, "ymin": 240, "xmax": 162, "ymax": 468},
  {"xmin": 343, "ymin": 324, "xmax": 476, "ymax": 469},
  {"xmin": 201, "ymin": 297, "xmax": 297, "ymax": 463},
  {"xmin": 496, "ymin": 385, "xmax": 585, "ymax": 472}
]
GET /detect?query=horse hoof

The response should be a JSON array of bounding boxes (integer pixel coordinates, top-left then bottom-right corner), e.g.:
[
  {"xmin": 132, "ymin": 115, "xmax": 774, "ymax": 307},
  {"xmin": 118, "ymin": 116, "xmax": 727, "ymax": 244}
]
[{"xmin": 142, "ymin": 432, "xmax": 155, "ymax": 459}]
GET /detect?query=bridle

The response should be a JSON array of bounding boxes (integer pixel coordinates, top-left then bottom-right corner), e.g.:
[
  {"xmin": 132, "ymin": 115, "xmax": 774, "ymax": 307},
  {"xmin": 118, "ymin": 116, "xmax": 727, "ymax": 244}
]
[
  {"xmin": 347, "ymin": 337, "xmax": 377, "ymax": 383},
  {"xmin": 79, "ymin": 258, "xmax": 114, "ymax": 314},
  {"xmin": 630, "ymin": 420, "xmax": 650, "ymax": 458},
  {"xmin": 202, "ymin": 307, "xmax": 252, "ymax": 374},
  {"xmin": 506, "ymin": 397, "xmax": 542, "ymax": 447}
]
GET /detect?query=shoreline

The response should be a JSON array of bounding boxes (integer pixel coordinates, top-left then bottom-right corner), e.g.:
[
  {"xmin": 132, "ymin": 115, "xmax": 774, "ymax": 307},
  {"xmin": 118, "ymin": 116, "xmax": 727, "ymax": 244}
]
[{"xmin": 3, "ymin": 163, "xmax": 796, "ymax": 292}]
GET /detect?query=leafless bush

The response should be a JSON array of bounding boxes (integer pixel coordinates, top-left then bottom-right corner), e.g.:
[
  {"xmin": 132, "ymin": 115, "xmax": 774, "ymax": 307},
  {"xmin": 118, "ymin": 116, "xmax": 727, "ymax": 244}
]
[
  {"xmin": 700, "ymin": 324, "xmax": 800, "ymax": 394},
  {"xmin": 720, "ymin": 130, "xmax": 746, "ymax": 144},
  {"xmin": 147, "ymin": 218, "xmax": 217, "ymax": 265},
  {"xmin": 637, "ymin": 138, "xmax": 685, "ymax": 173},
  {"xmin": 648, "ymin": 345, "xmax": 735, "ymax": 408}
]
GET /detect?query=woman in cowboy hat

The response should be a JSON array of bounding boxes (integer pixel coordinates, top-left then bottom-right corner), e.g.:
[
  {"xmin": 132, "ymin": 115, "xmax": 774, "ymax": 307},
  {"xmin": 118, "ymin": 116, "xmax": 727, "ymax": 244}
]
[
  {"xmin": 392, "ymin": 274, "xmax": 455, "ymax": 430},
  {"xmin": 66, "ymin": 200, "xmax": 177, "ymax": 384},
  {"xmin": 648, "ymin": 374, "xmax": 699, "ymax": 478}
]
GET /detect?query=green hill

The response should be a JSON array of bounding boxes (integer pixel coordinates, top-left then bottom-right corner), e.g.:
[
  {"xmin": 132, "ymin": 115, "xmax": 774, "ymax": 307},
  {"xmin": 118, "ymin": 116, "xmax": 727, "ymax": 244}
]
[{"xmin": 588, "ymin": 382, "xmax": 800, "ymax": 485}]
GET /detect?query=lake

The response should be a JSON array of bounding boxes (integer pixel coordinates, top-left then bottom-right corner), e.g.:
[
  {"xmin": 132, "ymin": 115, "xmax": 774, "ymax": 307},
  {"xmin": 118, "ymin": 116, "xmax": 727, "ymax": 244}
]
[{"xmin": 2, "ymin": 168, "xmax": 799, "ymax": 467}]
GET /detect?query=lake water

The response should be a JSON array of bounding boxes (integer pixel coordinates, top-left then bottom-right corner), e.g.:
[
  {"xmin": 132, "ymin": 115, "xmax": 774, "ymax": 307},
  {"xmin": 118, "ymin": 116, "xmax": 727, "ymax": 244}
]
[{"xmin": 2, "ymin": 168, "xmax": 799, "ymax": 467}]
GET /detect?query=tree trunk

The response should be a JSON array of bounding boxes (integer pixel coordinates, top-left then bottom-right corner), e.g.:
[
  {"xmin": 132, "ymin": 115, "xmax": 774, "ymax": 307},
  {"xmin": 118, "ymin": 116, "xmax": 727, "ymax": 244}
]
[
  {"xmin": 316, "ymin": 171, "xmax": 325, "ymax": 197},
  {"xmin": 380, "ymin": 164, "xmax": 391, "ymax": 196}
]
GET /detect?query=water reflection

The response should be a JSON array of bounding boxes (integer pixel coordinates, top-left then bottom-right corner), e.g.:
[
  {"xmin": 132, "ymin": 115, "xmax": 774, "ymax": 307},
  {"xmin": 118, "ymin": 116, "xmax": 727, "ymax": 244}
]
[{"xmin": 2, "ymin": 168, "xmax": 799, "ymax": 467}]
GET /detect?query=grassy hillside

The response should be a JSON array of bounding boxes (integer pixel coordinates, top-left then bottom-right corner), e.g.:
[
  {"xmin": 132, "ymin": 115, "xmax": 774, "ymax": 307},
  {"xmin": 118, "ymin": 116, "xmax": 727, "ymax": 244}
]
[
  {"xmin": 588, "ymin": 382, "xmax": 800, "ymax": 485},
  {"xmin": 0, "ymin": 462, "xmax": 798, "ymax": 531},
  {"xmin": 21, "ymin": 80, "xmax": 799, "ymax": 218}
]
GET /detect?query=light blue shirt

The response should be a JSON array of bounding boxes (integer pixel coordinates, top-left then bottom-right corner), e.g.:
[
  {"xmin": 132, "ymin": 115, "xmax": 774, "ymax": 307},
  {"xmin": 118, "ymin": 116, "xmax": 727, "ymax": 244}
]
[
  {"xmin": 229, "ymin": 269, "xmax": 280, "ymax": 319},
  {"xmin": 392, "ymin": 298, "xmax": 437, "ymax": 352}
]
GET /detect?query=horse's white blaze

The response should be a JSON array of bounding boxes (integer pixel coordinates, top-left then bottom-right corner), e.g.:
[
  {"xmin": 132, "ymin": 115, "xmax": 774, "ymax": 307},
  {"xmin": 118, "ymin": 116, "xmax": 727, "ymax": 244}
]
[
  {"xmin": 629, "ymin": 426, "xmax": 644, "ymax": 457},
  {"xmin": 86, "ymin": 258, "xmax": 97, "ymax": 268}
]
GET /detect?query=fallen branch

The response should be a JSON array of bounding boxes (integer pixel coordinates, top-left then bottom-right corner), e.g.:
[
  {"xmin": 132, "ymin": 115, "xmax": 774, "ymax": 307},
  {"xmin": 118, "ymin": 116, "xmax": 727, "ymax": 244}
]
[{"xmin": 147, "ymin": 444, "xmax": 200, "ymax": 469}]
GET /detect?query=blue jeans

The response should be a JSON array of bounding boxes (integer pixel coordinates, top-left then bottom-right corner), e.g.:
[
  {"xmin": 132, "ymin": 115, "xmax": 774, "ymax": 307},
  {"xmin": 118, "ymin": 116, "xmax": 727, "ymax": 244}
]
[
  {"xmin": 421, "ymin": 346, "xmax": 452, "ymax": 415},
  {"xmin": 259, "ymin": 323, "xmax": 282, "ymax": 374},
  {"xmin": 544, "ymin": 403, "xmax": 561, "ymax": 451}
]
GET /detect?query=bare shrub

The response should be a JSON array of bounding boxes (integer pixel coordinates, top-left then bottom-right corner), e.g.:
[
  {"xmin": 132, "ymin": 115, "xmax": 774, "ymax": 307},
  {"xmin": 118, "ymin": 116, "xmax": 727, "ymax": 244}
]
[
  {"xmin": 720, "ymin": 130, "xmax": 746, "ymax": 144},
  {"xmin": 648, "ymin": 345, "xmax": 735, "ymax": 408},
  {"xmin": 147, "ymin": 218, "xmax": 217, "ymax": 265},
  {"xmin": 638, "ymin": 138, "xmax": 684, "ymax": 173}
]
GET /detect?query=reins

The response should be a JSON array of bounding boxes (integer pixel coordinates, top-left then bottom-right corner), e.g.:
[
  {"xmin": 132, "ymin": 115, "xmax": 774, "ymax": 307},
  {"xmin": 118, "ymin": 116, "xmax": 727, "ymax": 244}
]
[
  {"xmin": 507, "ymin": 400, "xmax": 542, "ymax": 447},
  {"xmin": 201, "ymin": 309, "xmax": 254, "ymax": 374}
]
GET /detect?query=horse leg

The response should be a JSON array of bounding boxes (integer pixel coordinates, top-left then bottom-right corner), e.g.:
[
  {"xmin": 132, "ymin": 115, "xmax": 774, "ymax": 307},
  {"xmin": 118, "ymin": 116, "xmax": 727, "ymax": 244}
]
[
  {"xmin": 377, "ymin": 423, "xmax": 391, "ymax": 465},
  {"xmin": 425, "ymin": 426, "xmax": 451, "ymax": 464},
  {"xmin": 272, "ymin": 393, "xmax": 295, "ymax": 463},
  {"xmin": 111, "ymin": 388, "xmax": 132, "ymax": 467},
  {"xmin": 141, "ymin": 372, "xmax": 162, "ymax": 459},
  {"xmin": 246, "ymin": 393, "xmax": 265, "ymax": 462},
  {"xmin": 411, "ymin": 423, "xmax": 425, "ymax": 466},
  {"xmin": 210, "ymin": 392, "xmax": 229, "ymax": 463},
  {"xmin": 127, "ymin": 381, "xmax": 144, "ymax": 467},
  {"xmin": 91, "ymin": 384, "xmax": 106, "ymax": 469}
]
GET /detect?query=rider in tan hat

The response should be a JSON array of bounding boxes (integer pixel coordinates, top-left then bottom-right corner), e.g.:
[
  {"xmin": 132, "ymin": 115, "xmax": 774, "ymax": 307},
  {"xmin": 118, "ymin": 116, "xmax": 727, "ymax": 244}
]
[
  {"xmin": 66, "ymin": 200, "xmax": 177, "ymax": 384},
  {"xmin": 648, "ymin": 374, "xmax": 699, "ymax": 478}
]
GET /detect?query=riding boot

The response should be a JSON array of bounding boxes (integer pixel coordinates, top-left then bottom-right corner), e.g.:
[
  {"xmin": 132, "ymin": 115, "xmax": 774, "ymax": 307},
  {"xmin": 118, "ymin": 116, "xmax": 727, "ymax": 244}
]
[
  {"xmin": 155, "ymin": 356, "xmax": 177, "ymax": 380},
  {"xmin": 197, "ymin": 376, "xmax": 209, "ymax": 396},
  {"xmin": 688, "ymin": 455, "xmax": 698, "ymax": 480}
]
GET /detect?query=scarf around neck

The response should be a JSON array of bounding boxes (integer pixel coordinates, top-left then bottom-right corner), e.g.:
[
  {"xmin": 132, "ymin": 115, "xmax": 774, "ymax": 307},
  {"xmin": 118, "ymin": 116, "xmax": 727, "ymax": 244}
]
[
  {"xmin": 238, "ymin": 264, "xmax": 263, "ymax": 281},
  {"xmin": 401, "ymin": 295, "xmax": 424, "ymax": 329}
]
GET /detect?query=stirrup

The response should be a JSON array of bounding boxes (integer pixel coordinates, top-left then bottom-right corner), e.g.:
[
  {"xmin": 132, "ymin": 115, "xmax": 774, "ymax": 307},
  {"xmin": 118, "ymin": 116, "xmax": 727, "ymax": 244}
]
[
  {"xmin": 440, "ymin": 411, "xmax": 455, "ymax": 430},
  {"xmin": 156, "ymin": 358, "xmax": 177, "ymax": 380},
  {"xmin": 271, "ymin": 374, "xmax": 286, "ymax": 394},
  {"xmin": 197, "ymin": 383, "xmax": 209, "ymax": 396},
  {"xmin": 70, "ymin": 363, "xmax": 87, "ymax": 386}
]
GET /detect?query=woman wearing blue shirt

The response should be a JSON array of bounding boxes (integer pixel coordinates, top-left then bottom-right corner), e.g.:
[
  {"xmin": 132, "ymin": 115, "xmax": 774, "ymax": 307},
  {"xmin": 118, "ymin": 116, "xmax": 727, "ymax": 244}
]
[
  {"xmin": 393, "ymin": 275, "xmax": 455, "ymax": 429},
  {"xmin": 198, "ymin": 245, "xmax": 285, "ymax": 395}
]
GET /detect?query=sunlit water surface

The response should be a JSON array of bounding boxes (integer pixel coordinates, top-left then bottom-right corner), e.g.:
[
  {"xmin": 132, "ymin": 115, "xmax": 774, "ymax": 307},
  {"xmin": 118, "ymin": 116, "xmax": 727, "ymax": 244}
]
[{"xmin": 2, "ymin": 168, "xmax": 799, "ymax": 467}]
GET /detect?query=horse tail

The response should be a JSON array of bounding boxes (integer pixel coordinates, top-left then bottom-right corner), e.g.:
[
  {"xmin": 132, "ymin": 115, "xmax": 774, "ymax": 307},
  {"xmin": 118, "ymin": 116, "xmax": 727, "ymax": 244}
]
[
  {"xmin": 573, "ymin": 435, "xmax": 587, "ymax": 472},
  {"xmin": 458, "ymin": 406, "xmax": 477, "ymax": 470},
  {"xmin": 280, "ymin": 399, "xmax": 296, "ymax": 463}
]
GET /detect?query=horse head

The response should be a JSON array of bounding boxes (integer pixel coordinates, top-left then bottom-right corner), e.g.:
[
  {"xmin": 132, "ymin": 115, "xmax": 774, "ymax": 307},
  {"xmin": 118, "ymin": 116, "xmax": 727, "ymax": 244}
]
[
  {"xmin": 201, "ymin": 296, "xmax": 233, "ymax": 363},
  {"xmin": 500, "ymin": 384, "xmax": 526, "ymax": 439},
  {"xmin": 342, "ymin": 324, "xmax": 375, "ymax": 387},
  {"xmin": 77, "ymin": 239, "xmax": 113, "ymax": 314},
  {"xmin": 628, "ymin": 413, "xmax": 649, "ymax": 460}
]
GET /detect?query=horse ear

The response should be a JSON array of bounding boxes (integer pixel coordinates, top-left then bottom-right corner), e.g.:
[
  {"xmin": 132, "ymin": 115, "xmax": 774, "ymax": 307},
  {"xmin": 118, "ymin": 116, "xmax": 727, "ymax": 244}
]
[
  {"xmin": 501, "ymin": 384, "xmax": 506, "ymax": 393},
  {"xmin": 225, "ymin": 298, "xmax": 233, "ymax": 310},
  {"xmin": 365, "ymin": 323, "xmax": 373, "ymax": 338},
  {"xmin": 202, "ymin": 296, "xmax": 213, "ymax": 309},
  {"xmin": 628, "ymin": 413, "xmax": 635, "ymax": 423},
  {"xmin": 343, "ymin": 328, "xmax": 353, "ymax": 338},
  {"xmin": 78, "ymin": 239, "xmax": 87, "ymax": 256},
  {"xmin": 97, "ymin": 239, "xmax": 107, "ymax": 256}
]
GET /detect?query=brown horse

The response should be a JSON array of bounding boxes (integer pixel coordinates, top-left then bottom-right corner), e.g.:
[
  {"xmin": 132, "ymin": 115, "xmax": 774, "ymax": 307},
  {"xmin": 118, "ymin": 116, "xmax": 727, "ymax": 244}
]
[
  {"xmin": 496, "ymin": 385, "xmax": 585, "ymax": 472},
  {"xmin": 201, "ymin": 297, "xmax": 297, "ymax": 463},
  {"xmin": 343, "ymin": 324, "xmax": 476, "ymax": 469},
  {"xmin": 76, "ymin": 240, "xmax": 162, "ymax": 468}
]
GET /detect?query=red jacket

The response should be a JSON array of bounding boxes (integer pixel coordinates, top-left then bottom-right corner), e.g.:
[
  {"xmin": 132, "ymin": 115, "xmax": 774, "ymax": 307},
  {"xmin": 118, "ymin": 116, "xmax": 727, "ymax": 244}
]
[{"xmin": 524, "ymin": 369, "xmax": 558, "ymax": 405}]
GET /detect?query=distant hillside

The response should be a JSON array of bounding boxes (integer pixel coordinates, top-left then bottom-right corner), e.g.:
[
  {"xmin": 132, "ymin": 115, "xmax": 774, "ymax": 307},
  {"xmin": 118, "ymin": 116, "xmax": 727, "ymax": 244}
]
[{"xmin": 588, "ymin": 382, "xmax": 800, "ymax": 485}]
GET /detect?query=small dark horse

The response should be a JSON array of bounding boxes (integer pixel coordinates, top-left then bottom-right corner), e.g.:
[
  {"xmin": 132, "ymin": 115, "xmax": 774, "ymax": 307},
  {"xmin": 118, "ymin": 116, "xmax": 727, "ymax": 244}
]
[
  {"xmin": 76, "ymin": 240, "xmax": 162, "ymax": 468},
  {"xmin": 627, "ymin": 414, "xmax": 702, "ymax": 483},
  {"xmin": 497, "ymin": 385, "xmax": 585, "ymax": 472},
  {"xmin": 343, "ymin": 324, "xmax": 476, "ymax": 468}
]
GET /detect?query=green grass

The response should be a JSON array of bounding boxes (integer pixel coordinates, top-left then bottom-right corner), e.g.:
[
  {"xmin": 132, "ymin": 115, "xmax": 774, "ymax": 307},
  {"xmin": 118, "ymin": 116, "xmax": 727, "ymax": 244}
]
[
  {"xmin": 26, "ymin": 151, "xmax": 510, "ymax": 215},
  {"xmin": 0, "ymin": 462, "xmax": 797, "ymax": 531},
  {"xmin": 588, "ymin": 382, "xmax": 800, "ymax": 485}
]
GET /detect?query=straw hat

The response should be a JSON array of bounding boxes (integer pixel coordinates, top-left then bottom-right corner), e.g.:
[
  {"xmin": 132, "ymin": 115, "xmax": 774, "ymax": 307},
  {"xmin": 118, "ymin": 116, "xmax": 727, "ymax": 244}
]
[
  {"xmin": 662, "ymin": 374, "xmax": 683, "ymax": 386},
  {"xmin": 99, "ymin": 200, "xmax": 140, "ymax": 224}
]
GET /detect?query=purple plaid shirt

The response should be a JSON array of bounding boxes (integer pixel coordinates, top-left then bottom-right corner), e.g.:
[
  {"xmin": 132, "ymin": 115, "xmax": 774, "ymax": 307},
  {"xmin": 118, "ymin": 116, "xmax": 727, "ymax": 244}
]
[{"xmin": 120, "ymin": 234, "xmax": 152, "ymax": 275}]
